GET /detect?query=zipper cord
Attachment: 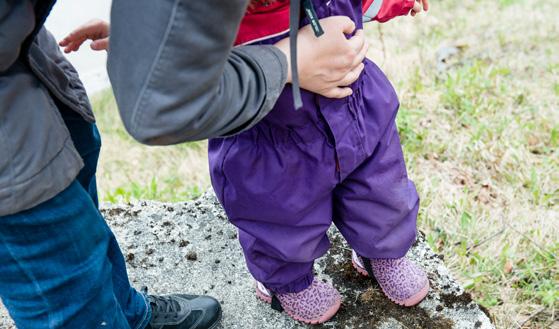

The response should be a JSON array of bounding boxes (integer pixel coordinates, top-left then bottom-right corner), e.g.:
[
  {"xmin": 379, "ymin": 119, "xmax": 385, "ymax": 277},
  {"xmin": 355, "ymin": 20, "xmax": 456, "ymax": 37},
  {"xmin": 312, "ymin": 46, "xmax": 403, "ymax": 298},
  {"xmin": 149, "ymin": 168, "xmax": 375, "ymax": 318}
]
[
  {"xmin": 289, "ymin": 0, "xmax": 324, "ymax": 110},
  {"xmin": 303, "ymin": 0, "xmax": 324, "ymax": 37},
  {"xmin": 289, "ymin": 0, "xmax": 303, "ymax": 110}
]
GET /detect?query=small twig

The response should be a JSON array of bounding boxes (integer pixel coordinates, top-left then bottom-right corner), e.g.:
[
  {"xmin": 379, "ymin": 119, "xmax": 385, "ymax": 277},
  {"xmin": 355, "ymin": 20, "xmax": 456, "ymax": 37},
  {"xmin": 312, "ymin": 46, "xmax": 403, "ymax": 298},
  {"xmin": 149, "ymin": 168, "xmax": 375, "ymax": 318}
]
[
  {"xmin": 505, "ymin": 222, "xmax": 556, "ymax": 258},
  {"xmin": 516, "ymin": 307, "xmax": 546, "ymax": 329},
  {"xmin": 465, "ymin": 227, "xmax": 506, "ymax": 255},
  {"xmin": 377, "ymin": 24, "xmax": 386, "ymax": 66}
]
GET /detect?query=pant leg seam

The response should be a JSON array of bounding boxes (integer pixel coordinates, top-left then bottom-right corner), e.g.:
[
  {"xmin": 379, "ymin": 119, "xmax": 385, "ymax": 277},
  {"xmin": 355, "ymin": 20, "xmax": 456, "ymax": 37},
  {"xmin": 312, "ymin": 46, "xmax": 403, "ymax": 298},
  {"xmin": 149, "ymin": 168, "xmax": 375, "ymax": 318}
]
[{"xmin": 0, "ymin": 233, "xmax": 54, "ymax": 328}]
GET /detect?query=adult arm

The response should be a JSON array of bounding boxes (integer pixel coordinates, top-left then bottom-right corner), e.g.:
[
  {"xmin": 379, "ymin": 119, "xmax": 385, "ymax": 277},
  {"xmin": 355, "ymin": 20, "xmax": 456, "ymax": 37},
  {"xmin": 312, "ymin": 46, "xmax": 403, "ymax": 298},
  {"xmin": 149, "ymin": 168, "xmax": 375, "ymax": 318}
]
[
  {"xmin": 108, "ymin": 0, "xmax": 285, "ymax": 145},
  {"xmin": 0, "ymin": 1, "xmax": 35, "ymax": 72},
  {"xmin": 108, "ymin": 0, "xmax": 369, "ymax": 145}
]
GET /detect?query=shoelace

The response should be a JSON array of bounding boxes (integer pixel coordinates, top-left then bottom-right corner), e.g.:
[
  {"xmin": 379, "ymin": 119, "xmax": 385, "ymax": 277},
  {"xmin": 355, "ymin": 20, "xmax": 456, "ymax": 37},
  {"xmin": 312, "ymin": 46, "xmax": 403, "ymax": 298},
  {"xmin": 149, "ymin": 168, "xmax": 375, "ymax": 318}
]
[{"xmin": 142, "ymin": 287, "xmax": 182, "ymax": 319}]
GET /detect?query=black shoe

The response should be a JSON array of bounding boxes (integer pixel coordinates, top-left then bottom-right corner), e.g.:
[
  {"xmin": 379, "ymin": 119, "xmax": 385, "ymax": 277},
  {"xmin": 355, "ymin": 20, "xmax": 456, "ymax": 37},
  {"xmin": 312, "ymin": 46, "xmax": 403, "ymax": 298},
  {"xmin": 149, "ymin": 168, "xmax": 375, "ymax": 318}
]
[{"xmin": 143, "ymin": 288, "xmax": 222, "ymax": 329}]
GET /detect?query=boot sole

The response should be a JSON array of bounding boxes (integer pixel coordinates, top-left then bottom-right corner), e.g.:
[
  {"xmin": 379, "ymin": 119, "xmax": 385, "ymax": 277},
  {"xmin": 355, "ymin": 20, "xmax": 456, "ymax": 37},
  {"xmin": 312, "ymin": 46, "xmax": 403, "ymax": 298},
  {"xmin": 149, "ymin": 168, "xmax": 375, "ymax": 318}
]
[
  {"xmin": 352, "ymin": 259, "xmax": 430, "ymax": 307},
  {"xmin": 255, "ymin": 284, "xmax": 341, "ymax": 324}
]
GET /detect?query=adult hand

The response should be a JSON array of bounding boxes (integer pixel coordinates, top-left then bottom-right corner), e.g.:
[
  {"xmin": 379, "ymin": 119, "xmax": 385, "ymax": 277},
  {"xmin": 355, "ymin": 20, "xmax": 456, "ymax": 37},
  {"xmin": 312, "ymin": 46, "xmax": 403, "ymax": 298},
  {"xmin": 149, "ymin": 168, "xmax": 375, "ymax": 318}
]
[{"xmin": 274, "ymin": 16, "xmax": 369, "ymax": 98}]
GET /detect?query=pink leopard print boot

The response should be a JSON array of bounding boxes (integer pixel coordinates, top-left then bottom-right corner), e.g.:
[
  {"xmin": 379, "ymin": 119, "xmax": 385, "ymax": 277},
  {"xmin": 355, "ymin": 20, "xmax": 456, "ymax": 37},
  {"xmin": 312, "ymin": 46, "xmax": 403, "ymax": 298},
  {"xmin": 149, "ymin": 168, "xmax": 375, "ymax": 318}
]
[
  {"xmin": 255, "ymin": 278, "xmax": 341, "ymax": 324},
  {"xmin": 352, "ymin": 250, "xmax": 429, "ymax": 306}
]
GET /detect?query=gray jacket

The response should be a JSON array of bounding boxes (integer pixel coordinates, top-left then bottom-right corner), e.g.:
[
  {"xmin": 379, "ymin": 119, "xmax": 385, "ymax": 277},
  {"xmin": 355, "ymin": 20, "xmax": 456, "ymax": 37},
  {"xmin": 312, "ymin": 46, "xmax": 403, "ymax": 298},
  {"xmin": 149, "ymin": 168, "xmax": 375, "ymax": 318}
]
[{"xmin": 0, "ymin": 0, "xmax": 287, "ymax": 216}]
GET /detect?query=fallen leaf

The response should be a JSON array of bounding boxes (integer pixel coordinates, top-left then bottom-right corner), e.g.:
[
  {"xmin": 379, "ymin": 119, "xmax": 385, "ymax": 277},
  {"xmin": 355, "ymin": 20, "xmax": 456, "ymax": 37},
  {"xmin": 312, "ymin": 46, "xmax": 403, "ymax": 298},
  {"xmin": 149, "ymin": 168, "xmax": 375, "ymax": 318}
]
[{"xmin": 504, "ymin": 260, "xmax": 513, "ymax": 274}]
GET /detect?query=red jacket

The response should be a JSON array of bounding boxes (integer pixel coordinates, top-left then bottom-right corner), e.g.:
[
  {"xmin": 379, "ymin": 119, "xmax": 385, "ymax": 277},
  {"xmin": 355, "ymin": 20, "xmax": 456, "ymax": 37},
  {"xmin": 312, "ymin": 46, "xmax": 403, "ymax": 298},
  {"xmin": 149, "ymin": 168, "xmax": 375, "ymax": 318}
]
[
  {"xmin": 363, "ymin": 0, "xmax": 415, "ymax": 22},
  {"xmin": 235, "ymin": 0, "xmax": 415, "ymax": 46}
]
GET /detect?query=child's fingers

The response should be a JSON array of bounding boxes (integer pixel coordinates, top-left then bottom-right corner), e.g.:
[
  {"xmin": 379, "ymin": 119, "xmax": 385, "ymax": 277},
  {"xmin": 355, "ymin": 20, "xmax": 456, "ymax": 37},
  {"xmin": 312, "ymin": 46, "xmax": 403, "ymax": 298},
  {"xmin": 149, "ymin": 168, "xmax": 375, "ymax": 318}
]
[
  {"xmin": 411, "ymin": 1, "xmax": 422, "ymax": 15},
  {"xmin": 75, "ymin": 19, "xmax": 110, "ymax": 39},
  {"xmin": 422, "ymin": 0, "xmax": 429, "ymax": 11},
  {"xmin": 63, "ymin": 36, "xmax": 108, "ymax": 53},
  {"xmin": 91, "ymin": 38, "xmax": 109, "ymax": 51},
  {"xmin": 59, "ymin": 37, "xmax": 70, "ymax": 47},
  {"xmin": 59, "ymin": 19, "xmax": 109, "ymax": 47},
  {"xmin": 59, "ymin": 32, "xmax": 79, "ymax": 46},
  {"xmin": 63, "ymin": 37, "xmax": 86, "ymax": 53},
  {"xmin": 63, "ymin": 45, "xmax": 80, "ymax": 54},
  {"xmin": 59, "ymin": 30, "xmax": 87, "ymax": 46},
  {"xmin": 63, "ymin": 43, "xmax": 78, "ymax": 53},
  {"xmin": 64, "ymin": 46, "xmax": 77, "ymax": 54}
]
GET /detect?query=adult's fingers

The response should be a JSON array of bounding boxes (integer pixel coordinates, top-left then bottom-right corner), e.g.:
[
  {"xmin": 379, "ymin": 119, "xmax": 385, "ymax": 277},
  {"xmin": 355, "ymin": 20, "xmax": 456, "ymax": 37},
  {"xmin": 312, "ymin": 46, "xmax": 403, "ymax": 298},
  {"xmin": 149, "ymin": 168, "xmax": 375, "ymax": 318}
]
[
  {"xmin": 336, "ymin": 16, "xmax": 357, "ymax": 35},
  {"xmin": 347, "ymin": 29, "xmax": 365, "ymax": 53},
  {"xmin": 324, "ymin": 87, "xmax": 353, "ymax": 99},
  {"xmin": 337, "ymin": 63, "xmax": 364, "ymax": 87},
  {"xmin": 351, "ymin": 37, "xmax": 369, "ymax": 68},
  {"xmin": 331, "ymin": 29, "xmax": 365, "ymax": 71},
  {"xmin": 327, "ymin": 49, "xmax": 365, "ymax": 82}
]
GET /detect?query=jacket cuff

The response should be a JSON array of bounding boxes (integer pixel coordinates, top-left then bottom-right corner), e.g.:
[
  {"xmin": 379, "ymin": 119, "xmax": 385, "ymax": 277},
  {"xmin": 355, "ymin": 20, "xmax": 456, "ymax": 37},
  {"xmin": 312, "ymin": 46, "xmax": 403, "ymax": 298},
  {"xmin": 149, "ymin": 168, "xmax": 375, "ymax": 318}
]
[
  {"xmin": 236, "ymin": 45, "xmax": 288, "ymax": 101},
  {"xmin": 363, "ymin": 0, "xmax": 384, "ymax": 22},
  {"xmin": 224, "ymin": 45, "xmax": 288, "ymax": 135},
  {"xmin": 373, "ymin": 0, "xmax": 415, "ymax": 23}
]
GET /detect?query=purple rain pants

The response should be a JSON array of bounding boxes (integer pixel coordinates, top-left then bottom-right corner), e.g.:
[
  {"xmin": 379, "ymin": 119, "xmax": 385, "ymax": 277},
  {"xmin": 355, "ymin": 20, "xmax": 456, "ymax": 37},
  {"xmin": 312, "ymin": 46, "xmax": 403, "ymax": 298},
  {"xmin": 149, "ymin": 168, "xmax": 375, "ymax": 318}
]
[{"xmin": 208, "ymin": 0, "xmax": 419, "ymax": 294}]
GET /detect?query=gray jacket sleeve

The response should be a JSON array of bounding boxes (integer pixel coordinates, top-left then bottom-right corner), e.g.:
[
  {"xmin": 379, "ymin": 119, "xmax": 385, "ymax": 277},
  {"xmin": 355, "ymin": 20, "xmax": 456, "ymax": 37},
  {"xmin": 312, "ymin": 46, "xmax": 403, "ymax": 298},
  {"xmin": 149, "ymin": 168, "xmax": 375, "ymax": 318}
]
[
  {"xmin": 107, "ymin": 0, "xmax": 288, "ymax": 145},
  {"xmin": 0, "ymin": 1, "xmax": 35, "ymax": 72}
]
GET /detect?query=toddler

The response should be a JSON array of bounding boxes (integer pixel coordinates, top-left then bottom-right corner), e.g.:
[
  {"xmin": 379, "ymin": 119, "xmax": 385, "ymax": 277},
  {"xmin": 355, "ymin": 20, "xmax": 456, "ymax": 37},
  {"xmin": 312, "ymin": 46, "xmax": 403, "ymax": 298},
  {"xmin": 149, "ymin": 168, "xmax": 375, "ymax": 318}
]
[{"xmin": 209, "ymin": 0, "xmax": 430, "ymax": 324}]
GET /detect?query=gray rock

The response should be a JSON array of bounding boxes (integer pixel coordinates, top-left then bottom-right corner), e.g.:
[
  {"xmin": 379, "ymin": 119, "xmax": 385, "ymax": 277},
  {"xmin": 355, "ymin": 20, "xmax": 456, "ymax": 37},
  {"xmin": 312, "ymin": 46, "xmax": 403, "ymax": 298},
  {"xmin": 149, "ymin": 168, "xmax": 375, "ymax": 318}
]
[{"xmin": 0, "ymin": 192, "xmax": 494, "ymax": 329}]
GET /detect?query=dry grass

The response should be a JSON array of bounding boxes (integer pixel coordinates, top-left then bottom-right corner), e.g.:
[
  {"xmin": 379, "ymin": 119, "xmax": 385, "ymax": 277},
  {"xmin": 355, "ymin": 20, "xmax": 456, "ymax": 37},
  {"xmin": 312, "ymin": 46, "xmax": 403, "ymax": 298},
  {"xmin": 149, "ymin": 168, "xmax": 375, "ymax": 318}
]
[
  {"xmin": 367, "ymin": 0, "xmax": 558, "ymax": 327},
  {"xmin": 92, "ymin": 0, "xmax": 558, "ymax": 327},
  {"xmin": 93, "ymin": 91, "xmax": 210, "ymax": 203}
]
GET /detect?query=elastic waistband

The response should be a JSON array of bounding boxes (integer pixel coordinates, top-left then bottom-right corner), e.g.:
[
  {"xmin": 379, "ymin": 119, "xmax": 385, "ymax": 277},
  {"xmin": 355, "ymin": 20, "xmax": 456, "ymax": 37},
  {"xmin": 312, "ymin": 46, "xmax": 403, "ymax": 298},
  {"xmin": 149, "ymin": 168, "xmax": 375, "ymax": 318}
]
[{"xmin": 242, "ymin": 119, "xmax": 333, "ymax": 147}]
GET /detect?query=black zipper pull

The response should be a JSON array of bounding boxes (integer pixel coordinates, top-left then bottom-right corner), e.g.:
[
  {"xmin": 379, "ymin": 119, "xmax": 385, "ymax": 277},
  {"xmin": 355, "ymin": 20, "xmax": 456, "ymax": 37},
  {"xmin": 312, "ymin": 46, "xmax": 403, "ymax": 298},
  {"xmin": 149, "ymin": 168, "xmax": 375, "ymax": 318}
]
[{"xmin": 303, "ymin": 0, "xmax": 324, "ymax": 37}]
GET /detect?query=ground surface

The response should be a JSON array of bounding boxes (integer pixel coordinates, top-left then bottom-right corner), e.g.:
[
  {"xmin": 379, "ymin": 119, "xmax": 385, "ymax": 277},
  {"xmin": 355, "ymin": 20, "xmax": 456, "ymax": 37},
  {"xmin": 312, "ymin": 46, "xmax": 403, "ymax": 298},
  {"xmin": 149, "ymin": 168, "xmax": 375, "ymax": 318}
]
[{"xmin": 1, "ymin": 193, "xmax": 494, "ymax": 329}]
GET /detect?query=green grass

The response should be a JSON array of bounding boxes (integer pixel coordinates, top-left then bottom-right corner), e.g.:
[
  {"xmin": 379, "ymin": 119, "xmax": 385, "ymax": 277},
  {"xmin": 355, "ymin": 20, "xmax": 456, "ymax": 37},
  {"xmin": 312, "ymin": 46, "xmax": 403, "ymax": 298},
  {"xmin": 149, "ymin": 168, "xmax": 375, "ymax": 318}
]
[
  {"xmin": 92, "ymin": 89, "xmax": 210, "ymax": 204},
  {"xmin": 382, "ymin": 0, "xmax": 558, "ymax": 325},
  {"xmin": 104, "ymin": 177, "xmax": 203, "ymax": 203}
]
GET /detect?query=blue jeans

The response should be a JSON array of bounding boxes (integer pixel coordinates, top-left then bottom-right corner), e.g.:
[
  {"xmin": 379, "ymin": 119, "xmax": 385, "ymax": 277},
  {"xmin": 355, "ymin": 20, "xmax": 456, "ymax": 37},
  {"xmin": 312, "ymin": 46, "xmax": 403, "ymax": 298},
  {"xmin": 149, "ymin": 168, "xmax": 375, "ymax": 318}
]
[{"xmin": 0, "ymin": 108, "xmax": 150, "ymax": 328}]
